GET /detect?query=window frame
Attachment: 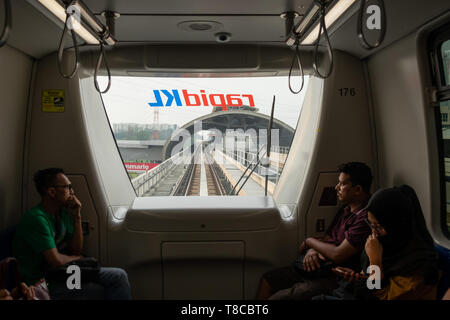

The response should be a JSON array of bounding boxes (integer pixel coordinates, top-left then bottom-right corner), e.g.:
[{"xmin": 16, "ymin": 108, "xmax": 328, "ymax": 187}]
[
  {"xmin": 430, "ymin": 24, "xmax": 450, "ymax": 239},
  {"xmin": 99, "ymin": 75, "xmax": 306, "ymax": 198}
]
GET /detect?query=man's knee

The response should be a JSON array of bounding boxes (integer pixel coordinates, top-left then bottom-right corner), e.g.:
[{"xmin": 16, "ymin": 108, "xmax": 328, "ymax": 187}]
[
  {"xmin": 115, "ymin": 268, "xmax": 128, "ymax": 280},
  {"xmin": 256, "ymin": 277, "xmax": 273, "ymax": 299},
  {"xmin": 98, "ymin": 267, "xmax": 132, "ymax": 300},
  {"xmin": 115, "ymin": 268, "xmax": 129, "ymax": 285},
  {"xmin": 270, "ymin": 278, "xmax": 337, "ymax": 300},
  {"xmin": 268, "ymin": 288, "xmax": 292, "ymax": 300},
  {"xmin": 260, "ymin": 277, "xmax": 269, "ymax": 288},
  {"xmin": 269, "ymin": 282, "xmax": 311, "ymax": 300},
  {"xmin": 99, "ymin": 267, "xmax": 130, "ymax": 285}
]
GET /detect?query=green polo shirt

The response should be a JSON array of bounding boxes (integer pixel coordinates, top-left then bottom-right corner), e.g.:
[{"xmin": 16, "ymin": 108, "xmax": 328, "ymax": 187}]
[{"xmin": 12, "ymin": 204, "xmax": 74, "ymax": 285}]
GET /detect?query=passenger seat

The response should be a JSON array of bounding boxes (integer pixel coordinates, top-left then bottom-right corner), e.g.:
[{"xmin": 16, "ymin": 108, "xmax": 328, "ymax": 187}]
[{"xmin": 0, "ymin": 225, "xmax": 16, "ymax": 261}]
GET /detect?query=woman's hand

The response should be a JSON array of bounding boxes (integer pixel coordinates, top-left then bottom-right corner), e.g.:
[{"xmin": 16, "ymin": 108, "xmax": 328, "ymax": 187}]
[
  {"xmin": 332, "ymin": 267, "xmax": 365, "ymax": 282},
  {"xmin": 365, "ymin": 232, "xmax": 383, "ymax": 266}
]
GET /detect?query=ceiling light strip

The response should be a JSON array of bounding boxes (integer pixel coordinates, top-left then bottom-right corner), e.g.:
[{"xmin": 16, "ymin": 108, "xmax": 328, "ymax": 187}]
[
  {"xmin": 301, "ymin": 0, "xmax": 357, "ymax": 45},
  {"xmin": 286, "ymin": 3, "xmax": 321, "ymax": 46},
  {"xmin": 72, "ymin": 0, "xmax": 115, "ymax": 45},
  {"xmin": 37, "ymin": 0, "xmax": 115, "ymax": 45}
]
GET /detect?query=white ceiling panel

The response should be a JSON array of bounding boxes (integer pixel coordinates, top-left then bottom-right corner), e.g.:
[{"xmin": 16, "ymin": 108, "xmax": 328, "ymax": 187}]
[{"xmin": 2, "ymin": 1, "xmax": 450, "ymax": 60}]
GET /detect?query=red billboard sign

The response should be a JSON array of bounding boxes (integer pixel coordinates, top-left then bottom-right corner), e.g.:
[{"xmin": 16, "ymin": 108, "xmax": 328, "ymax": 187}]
[{"xmin": 125, "ymin": 162, "xmax": 159, "ymax": 171}]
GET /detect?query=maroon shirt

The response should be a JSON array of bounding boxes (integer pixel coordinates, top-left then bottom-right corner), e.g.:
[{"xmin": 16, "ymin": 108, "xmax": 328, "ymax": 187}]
[{"xmin": 325, "ymin": 204, "xmax": 372, "ymax": 269}]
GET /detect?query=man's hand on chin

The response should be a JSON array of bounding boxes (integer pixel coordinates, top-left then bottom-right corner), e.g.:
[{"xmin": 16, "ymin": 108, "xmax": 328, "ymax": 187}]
[{"xmin": 65, "ymin": 195, "xmax": 82, "ymax": 218}]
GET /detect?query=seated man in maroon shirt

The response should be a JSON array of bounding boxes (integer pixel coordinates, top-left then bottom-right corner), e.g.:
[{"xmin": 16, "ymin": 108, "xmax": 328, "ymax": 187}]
[{"xmin": 256, "ymin": 162, "xmax": 372, "ymax": 300}]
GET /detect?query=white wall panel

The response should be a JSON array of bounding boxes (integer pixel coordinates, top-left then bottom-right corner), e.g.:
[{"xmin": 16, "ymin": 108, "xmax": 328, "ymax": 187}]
[{"xmin": 0, "ymin": 45, "xmax": 32, "ymax": 229}]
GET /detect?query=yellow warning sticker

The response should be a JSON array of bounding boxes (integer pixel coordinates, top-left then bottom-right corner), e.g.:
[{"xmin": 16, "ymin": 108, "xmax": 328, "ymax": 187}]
[{"xmin": 42, "ymin": 90, "xmax": 65, "ymax": 112}]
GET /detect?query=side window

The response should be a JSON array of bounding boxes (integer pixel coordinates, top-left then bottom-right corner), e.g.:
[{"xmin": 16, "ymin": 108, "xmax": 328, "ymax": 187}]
[
  {"xmin": 433, "ymin": 36, "xmax": 450, "ymax": 237},
  {"xmin": 438, "ymin": 99, "xmax": 450, "ymax": 236},
  {"xmin": 441, "ymin": 40, "xmax": 450, "ymax": 86}
]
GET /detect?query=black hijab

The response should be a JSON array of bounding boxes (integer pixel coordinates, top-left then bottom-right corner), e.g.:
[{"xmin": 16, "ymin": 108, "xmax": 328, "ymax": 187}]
[{"xmin": 362, "ymin": 185, "xmax": 439, "ymax": 285}]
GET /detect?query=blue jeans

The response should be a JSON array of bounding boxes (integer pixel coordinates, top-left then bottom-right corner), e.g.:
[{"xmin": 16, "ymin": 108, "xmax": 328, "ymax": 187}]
[
  {"xmin": 49, "ymin": 267, "xmax": 132, "ymax": 300},
  {"xmin": 311, "ymin": 280, "xmax": 357, "ymax": 300}
]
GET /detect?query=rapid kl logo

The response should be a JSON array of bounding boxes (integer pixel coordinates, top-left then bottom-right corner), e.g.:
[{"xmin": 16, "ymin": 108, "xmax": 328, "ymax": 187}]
[{"xmin": 148, "ymin": 89, "xmax": 255, "ymax": 111}]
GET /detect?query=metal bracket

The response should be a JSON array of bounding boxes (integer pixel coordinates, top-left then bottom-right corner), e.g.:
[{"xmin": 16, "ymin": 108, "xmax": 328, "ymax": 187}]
[
  {"xmin": 425, "ymin": 87, "xmax": 439, "ymax": 107},
  {"xmin": 280, "ymin": 11, "xmax": 300, "ymax": 39},
  {"xmin": 101, "ymin": 11, "xmax": 120, "ymax": 40},
  {"xmin": 316, "ymin": 219, "xmax": 325, "ymax": 232}
]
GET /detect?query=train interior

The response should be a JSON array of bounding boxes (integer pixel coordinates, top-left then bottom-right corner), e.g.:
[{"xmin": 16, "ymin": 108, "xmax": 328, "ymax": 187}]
[{"xmin": 0, "ymin": 0, "xmax": 450, "ymax": 299}]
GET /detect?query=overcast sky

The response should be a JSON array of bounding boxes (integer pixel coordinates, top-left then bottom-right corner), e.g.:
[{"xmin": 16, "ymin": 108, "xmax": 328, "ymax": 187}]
[{"xmin": 99, "ymin": 76, "xmax": 309, "ymax": 129}]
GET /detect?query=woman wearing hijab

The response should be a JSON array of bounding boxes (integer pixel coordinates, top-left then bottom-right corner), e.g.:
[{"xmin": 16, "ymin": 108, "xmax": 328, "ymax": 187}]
[{"xmin": 313, "ymin": 185, "xmax": 440, "ymax": 300}]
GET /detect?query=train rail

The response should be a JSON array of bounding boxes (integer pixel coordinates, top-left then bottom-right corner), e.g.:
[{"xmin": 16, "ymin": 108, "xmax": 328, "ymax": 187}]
[
  {"xmin": 173, "ymin": 144, "xmax": 234, "ymax": 196},
  {"xmin": 185, "ymin": 146, "xmax": 225, "ymax": 196},
  {"xmin": 203, "ymin": 150, "xmax": 227, "ymax": 196}
]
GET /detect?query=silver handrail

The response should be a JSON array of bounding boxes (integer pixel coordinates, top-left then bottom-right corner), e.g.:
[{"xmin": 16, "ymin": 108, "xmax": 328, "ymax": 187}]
[{"xmin": 131, "ymin": 151, "xmax": 183, "ymax": 196}]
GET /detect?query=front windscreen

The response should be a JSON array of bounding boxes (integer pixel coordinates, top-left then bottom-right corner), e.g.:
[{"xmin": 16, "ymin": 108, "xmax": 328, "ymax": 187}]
[{"xmin": 99, "ymin": 76, "xmax": 308, "ymax": 197}]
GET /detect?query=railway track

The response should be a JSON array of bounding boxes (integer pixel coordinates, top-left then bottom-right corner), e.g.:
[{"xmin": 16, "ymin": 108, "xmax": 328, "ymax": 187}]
[
  {"xmin": 203, "ymin": 151, "xmax": 226, "ymax": 196},
  {"xmin": 174, "ymin": 144, "xmax": 232, "ymax": 196},
  {"xmin": 184, "ymin": 147, "xmax": 225, "ymax": 196},
  {"xmin": 186, "ymin": 164, "xmax": 201, "ymax": 195}
]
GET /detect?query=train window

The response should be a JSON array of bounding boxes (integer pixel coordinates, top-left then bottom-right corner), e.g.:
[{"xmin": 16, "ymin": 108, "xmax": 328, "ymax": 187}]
[
  {"xmin": 441, "ymin": 40, "xmax": 450, "ymax": 86},
  {"xmin": 434, "ymin": 34, "xmax": 450, "ymax": 237},
  {"xmin": 99, "ymin": 76, "xmax": 309, "ymax": 197},
  {"xmin": 438, "ymin": 99, "xmax": 450, "ymax": 235}
]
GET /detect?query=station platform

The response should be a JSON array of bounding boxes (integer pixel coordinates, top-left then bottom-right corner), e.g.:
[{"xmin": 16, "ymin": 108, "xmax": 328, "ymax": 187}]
[{"xmin": 213, "ymin": 151, "xmax": 267, "ymax": 196}]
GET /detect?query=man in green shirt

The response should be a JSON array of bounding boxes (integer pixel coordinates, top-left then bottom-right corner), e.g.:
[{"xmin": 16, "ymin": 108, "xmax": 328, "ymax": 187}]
[{"xmin": 13, "ymin": 168, "xmax": 131, "ymax": 299}]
